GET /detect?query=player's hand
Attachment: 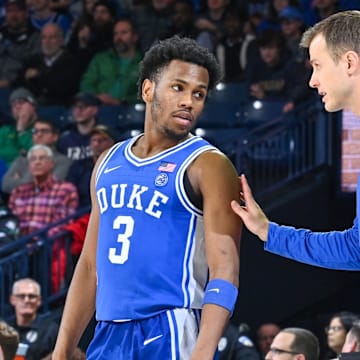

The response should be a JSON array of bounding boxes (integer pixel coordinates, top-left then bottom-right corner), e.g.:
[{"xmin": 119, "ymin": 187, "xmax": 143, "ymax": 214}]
[{"xmin": 231, "ymin": 174, "xmax": 269, "ymax": 241}]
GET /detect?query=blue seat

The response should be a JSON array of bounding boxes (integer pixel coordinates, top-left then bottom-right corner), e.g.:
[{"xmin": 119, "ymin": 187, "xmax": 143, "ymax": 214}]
[
  {"xmin": 37, "ymin": 105, "xmax": 69, "ymax": 129},
  {"xmin": 243, "ymin": 100, "xmax": 287, "ymax": 126},
  {"xmin": 207, "ymin": 82, "xmax": 249, "ymax": 105},
  {"xmin": 197, "ymin": 102, "xmax": 244, "ymax": 128},
  {"xmin": 99, "ymin": 104, "xmax": 145, "ymax": 131}
]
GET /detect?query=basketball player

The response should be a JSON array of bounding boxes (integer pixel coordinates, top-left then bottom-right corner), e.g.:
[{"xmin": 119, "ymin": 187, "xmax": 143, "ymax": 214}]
[{"xmin": 52, "ymin": 35, "xmax": 242, "ymax": 359}]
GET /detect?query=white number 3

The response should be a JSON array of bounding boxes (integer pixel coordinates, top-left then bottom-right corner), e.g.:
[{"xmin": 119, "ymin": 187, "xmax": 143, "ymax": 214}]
[{"xmin": 108, "ymin": 215, "xmax": 134, "ymax": 264}]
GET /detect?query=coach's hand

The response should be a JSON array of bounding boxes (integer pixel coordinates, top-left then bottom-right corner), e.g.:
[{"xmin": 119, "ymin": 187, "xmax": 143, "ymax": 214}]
[{"xmin": 231, "ymin": 174, "xmax": 269, "ymax": 242}]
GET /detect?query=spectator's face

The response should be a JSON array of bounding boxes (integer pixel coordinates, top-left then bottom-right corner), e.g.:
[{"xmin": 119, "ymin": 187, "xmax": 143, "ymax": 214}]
[
  {"xmin": 93, "ymin": 5, "xmax": 113, "ymax": 26},
  {"xmin": 84, "ymin": 0, "xmax": 96, "ymax": 15},
  {"xmin": 11, "ymin": 98, "xmax": 36, "ymax": 121},
  {"xmin": 342, "ymin": 332, "xmax": 356, "ymax": 353},
  {"xmin": 313, "ymin": 0, "xmax": 337, "ymax": 9},
  {"xmin": 72, "ymin": 102, "xmax": 99, "ymax": 124},
  {"xmin": 224, "ymin": 13, "xmax": 242, "ymax": 37},
  {"xmin": 90, "ymin": 133, "xmax": 114, "ymax": 159},
  {"xmin": 272, "ymin": 0, "xmax": 289, "ymax": 13},
  {"xmin": 257, "ymin": 324, "xmax": 281, "ymax": 355},
  {"xmin": 281, "ymin": 18, "xmax": 303, "ymax": 37},
  {"xmin": 172, "ymin": 2, "xmax": 193, "ymax": 28},
  {"xmin": 113, "ymin": 21, "xmax": 138, "ymax": 54},
  {"xmin": 41, "ymin": 25, "xmax": 63, "ymax": 57},
  {"xmin": 5, "ymin": 5, "xmax": 27, "ymax": 29},
  {"xmin": 259, "ymin": 43, "xmax": 280, "ymax": 66},
  {"xmin": 152, "ymin": 0, "xmax": 173, "ymax": 11},
  {"xmin": 265, "ymin": 332, "xmax": 297, "ymax": 360},
  {"xmin": 327, "ymin": 317, "xmax": 347, "ymax": 354},
  {"xmin": 28, "ymin": 148, "xmax": 54, "ymax": 178},
  {"xmin": 10, "ymin": 281, "xmax": 41, "ymax": 318},
  {"xmin": 32, "ymin": 122, "xmax": 58, "ymax": 146},
  {"xmin": 30, "ymin": 0, "xmax": 49, "ymax": 12},
  {"xmin": 207, "ymin": 0, "xmax": 229, "ymax": 10}
]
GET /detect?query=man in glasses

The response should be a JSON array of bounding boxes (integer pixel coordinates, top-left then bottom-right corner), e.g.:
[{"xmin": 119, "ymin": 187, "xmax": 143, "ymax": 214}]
[
  {"xmin": 8, "ymin": 278, "xmax": 59, "ymax": 359},
  {"xmin": 266, "ymin": 327, "xmax": 319, "ymax": 360},
  {"xmin": 2, "ymin": 118, "xmax": 72, "ymax": 195}
]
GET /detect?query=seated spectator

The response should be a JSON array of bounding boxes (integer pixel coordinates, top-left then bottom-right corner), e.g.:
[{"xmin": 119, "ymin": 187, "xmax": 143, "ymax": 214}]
[
  {"xmin": 0, "ymin": 0, "xmax": 41, "ymax": 88},
  {"xmin": 17, "ymin": 23, "xmax": 80, "ymax": 106},
  {"xmin": 160, "ymin": 0, "xmax": 199, "ymax": 40},
  {"xmin": 0, "ymin": 87, "xmax": 36, "ymax": 167},
  {"xmin": 80, "ymin": 18, "xmax": 142, "ymax": 105},
  {"xmin": 256, "ymin": 322, "xmax": 281, "ymax": 359},
  {"xmin": 324, "ymin": 312, "xmax": 359, "ymax": 360},
  {"xmin": 0, "ymin": 319, "xmax": 19, "ymax": 360},
  {"xmin": 215, "ymin": 7, "xmax": 256, "ymax": 82},
  {"xmin": 279, "ymin": 6, "xmax": 306, "ymax": 61},
  {"xmin": 29, "ymin": 0, "xmax": 72, "ymax": 43},
  {"xmin": 266, "ymin": 327, "xmax": 319, "ymax": 360},
  {"xmin": 246, "ymin": 29, "xmax": 306, "ymax": 101},
  {"xmin": 133, "ymin": 0, "xmax": 174, "ymax": 52},
  {"xmin": 341, "ymin": 320, "xmax": 360, "ymax": 355},
  {"xmin": 2, "ymin": 118, "xmax": 72, "ymax": 195},
  {"xmin": 8, "ymin": 144, "xmax": 79, "ymax": 236},
  {"xmin": 57, "ymin": 92, "xmax": 101, "ymax": 160},
  {"xmin": 8, "ymin": 278, "xmax": 59, "ymax": 359},
  {"xmin": 67, "ymin": 0, "xmax": 117, "ymax": 71},
  {"xmin": 66, "ymin": 124, "xmax": 116, "ymax": 208},
  {"xmin": 218, "ymin": 322, "xmax": 261, "ymax": 360},
  {"xmin": 194, "ymin": 0, "xmax": 231, "ymax": 53}
]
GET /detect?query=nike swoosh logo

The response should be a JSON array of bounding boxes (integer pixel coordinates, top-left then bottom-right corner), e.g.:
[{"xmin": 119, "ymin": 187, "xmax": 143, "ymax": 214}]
[
  {"xmin": 104, "ymin": 165, "xmax": 122, "ymax": 174},
  {"xmin": 207, "ymin": 288, "xmax": 220, "ymax": 293},
  {"xmin": 143, "ymin": 334, "xmax": 163, "ymax": 346}
]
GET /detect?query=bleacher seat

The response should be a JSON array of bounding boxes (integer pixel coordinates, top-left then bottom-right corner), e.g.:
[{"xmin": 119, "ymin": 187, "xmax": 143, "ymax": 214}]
[
  {"xmin": 197, "ymin": 101, "xmax": 244, "ymax": 128},
  {"xmin": 207, "ymin": 82, "xmax": 249, "ymax": 105},
  {"xmin": 37, "ymin": 105, "xmax": 68, "ymax": 129},
  {"xmin": 243, "ymin": 100, "xmax": 287, "ymax": 126}
]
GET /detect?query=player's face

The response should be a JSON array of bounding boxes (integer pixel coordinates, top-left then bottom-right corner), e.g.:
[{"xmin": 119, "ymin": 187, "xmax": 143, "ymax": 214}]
[
  {"xmin": 145, "ymin": 60, "xmax": 209, "ymax": 141},
  {"xmin": 309, "ymin": 34, "xmax": 353, "ymax": 112}
]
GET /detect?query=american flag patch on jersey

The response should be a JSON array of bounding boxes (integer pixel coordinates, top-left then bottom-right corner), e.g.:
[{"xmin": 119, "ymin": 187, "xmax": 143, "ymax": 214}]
[{"xmin": 158, "ymin": 161, "xmax": 176, "ymax": 172}]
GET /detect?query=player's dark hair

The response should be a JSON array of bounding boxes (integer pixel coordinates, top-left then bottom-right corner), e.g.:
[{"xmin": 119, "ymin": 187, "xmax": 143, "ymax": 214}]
[{"xmin": 137, "ymin": 35, "xmax": 222, "ymax": 99}]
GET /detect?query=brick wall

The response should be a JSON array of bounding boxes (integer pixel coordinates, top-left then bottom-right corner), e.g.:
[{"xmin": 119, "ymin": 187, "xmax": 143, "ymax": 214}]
[{"xmin": 342, "ymin": 110, "xmax": 360, "ymax": 192}]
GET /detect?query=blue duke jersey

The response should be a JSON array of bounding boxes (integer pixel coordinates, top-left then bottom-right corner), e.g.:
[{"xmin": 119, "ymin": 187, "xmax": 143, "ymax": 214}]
[{"xmin": 94, "ymin": 135, "xmax": 218, "ymax": 321}]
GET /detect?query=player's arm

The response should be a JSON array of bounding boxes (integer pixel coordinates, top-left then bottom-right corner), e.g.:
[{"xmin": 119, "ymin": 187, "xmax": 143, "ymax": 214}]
[
  {"xmin": 188, "ymin": 150, "xmax": 242, "ymax": 360},
  {"xmin": 52, "ymin": 153, "xmax": 106, "ymax": 359}
]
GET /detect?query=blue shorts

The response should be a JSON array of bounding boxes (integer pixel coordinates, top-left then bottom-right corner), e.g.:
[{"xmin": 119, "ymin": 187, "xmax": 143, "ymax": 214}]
[{"xmin": 86, "ymin": 308, "xmax": 219, "ymax": 359}]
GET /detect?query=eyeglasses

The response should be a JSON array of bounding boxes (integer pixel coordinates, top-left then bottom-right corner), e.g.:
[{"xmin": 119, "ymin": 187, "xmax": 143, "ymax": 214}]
[
  {"xmin": 32, "ymin": 128, "xmax": 52, "ymax": 135},
  {"xmin": 325, "ymin": 326, "xmax": 344, "ymax": 333},
  {"xmin": 269, "ymin": 347, "xmax": 301, "ymax": 356},
  {"xmin": 28, "ymin": 155, "xmax": 51, "ymax": 162},
  {"xmin": 13, "ymin": 293, "xmax": 39, "ymax": 301}
]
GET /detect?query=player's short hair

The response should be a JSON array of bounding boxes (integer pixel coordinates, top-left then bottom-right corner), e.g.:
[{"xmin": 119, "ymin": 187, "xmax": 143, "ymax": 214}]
[{"xmin": 137, "ymin": 35, "xmax": 222, "ymax": 98}]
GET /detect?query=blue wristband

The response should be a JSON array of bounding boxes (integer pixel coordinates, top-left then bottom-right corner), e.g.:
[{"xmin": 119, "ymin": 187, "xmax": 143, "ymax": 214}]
[{"xmin": 202, "ymin": 278, "xmax": 238, "ymax": 314}]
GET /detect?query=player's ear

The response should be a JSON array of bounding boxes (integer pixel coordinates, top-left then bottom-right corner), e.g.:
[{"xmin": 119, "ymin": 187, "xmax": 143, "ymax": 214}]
[{"xmin": 142, "ymin": 79, "xmax": 154, "ymax": 103}]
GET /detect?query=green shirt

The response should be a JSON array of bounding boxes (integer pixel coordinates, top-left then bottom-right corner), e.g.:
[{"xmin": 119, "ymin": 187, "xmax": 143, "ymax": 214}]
[
  {"xmin": 80, "ymin": 48, "xmax": 143, "ymax": 104},
  {"xmin": 0, "ymin": 124, "xmax": 33, "ymax": 167}
]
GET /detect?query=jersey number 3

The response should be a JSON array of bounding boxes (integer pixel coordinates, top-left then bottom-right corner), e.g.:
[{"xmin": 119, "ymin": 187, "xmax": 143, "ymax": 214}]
[{"xmin": 108, "ymin": 216, "xmax": 134, "ymax": 264}]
